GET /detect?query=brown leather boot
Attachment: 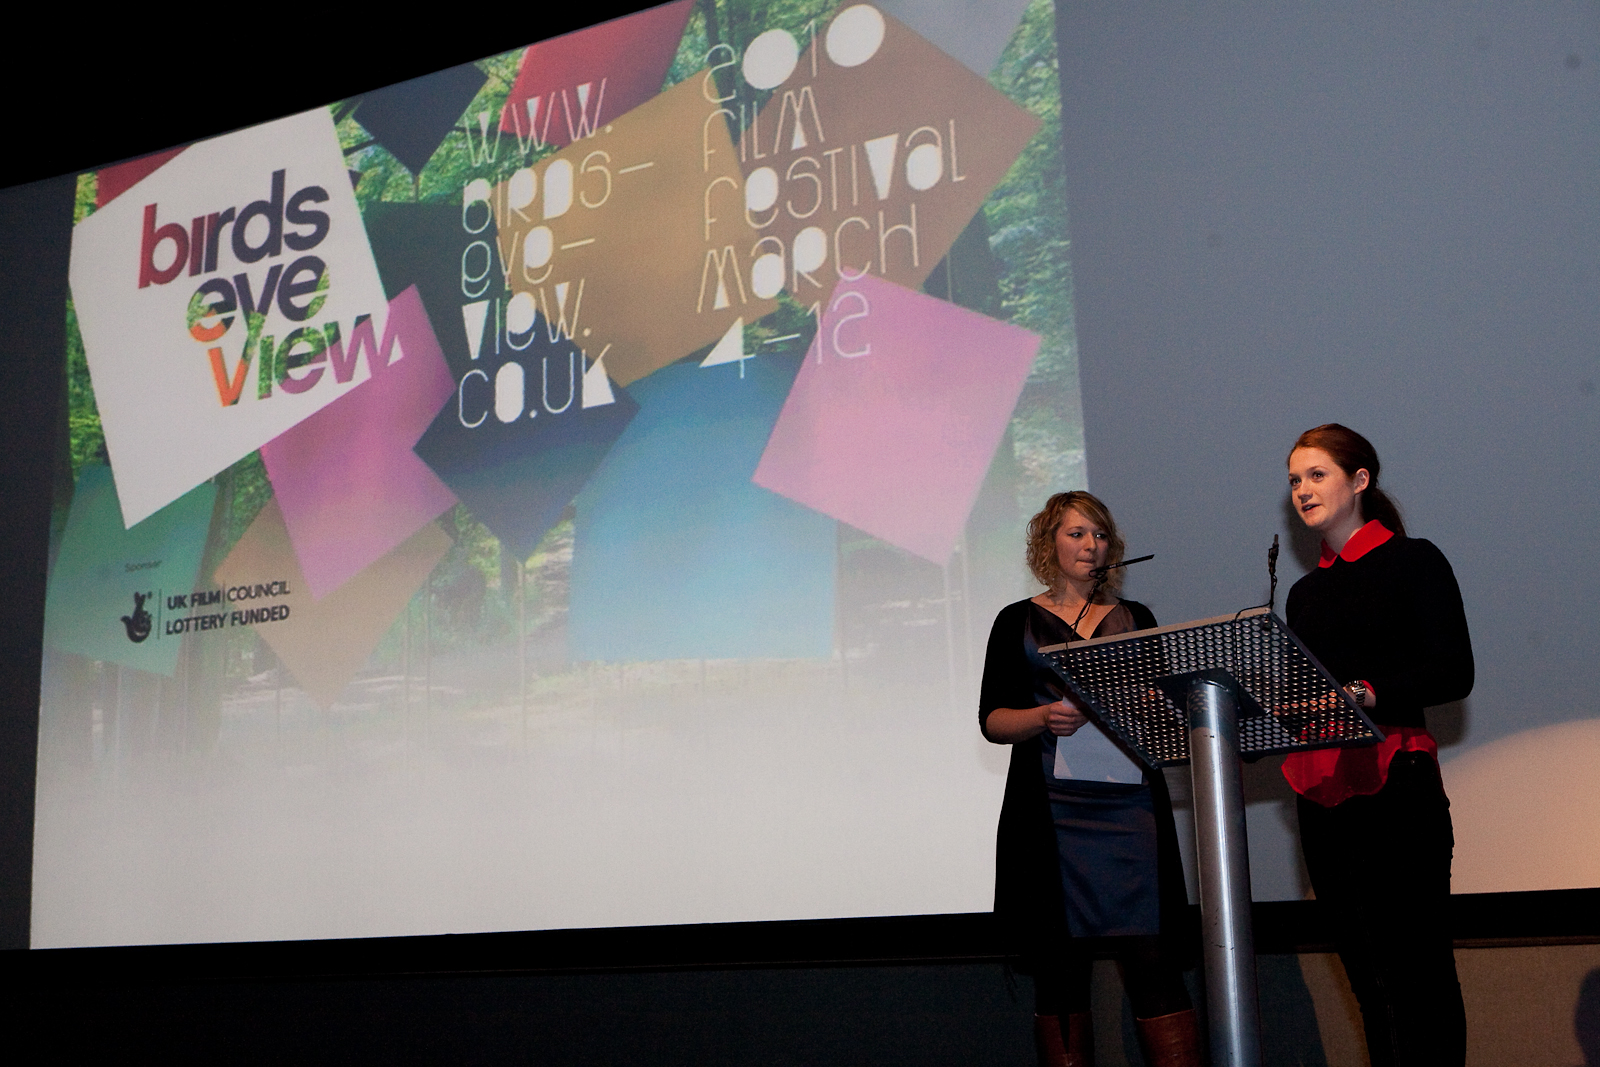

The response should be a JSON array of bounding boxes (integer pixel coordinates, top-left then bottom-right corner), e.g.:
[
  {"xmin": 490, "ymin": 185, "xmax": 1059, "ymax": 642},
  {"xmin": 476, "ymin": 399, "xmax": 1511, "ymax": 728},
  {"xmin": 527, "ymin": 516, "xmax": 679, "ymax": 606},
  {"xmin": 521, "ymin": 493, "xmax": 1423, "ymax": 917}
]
[
  {"xmin": 1134, "ymin": 1008, "xmax": 1202, "ymax": 1067},
  {"xmin": 1033, "ymin": 1012, "xmax": 1094, "ymax": 1067}
]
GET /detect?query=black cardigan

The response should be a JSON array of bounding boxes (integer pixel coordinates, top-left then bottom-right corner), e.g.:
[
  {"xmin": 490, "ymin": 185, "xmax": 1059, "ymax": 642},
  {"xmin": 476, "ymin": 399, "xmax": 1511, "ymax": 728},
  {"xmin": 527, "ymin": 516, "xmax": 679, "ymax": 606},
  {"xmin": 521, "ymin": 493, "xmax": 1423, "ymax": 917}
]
[
  {"xmin": 978, "ymin": 598, "xmax": 1187, "ymax": 966},
  {"xmin": 1285, "ymin": 535, "xmax": 1474, "ymax": 729}
]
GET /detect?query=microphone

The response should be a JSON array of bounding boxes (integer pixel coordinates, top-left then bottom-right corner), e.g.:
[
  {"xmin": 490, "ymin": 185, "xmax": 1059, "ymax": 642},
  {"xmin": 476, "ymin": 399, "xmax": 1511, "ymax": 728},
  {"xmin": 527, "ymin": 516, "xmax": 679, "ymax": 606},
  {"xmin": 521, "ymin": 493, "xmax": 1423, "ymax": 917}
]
[
  {"xmin": 1238, "ymin": 536, "xmax": 1284, "ymax": 626},
  {"xmin": 1073, "ymin": 554, "xmax": 1154, "ymax": 637},
  {"xmin": 1267, "ymin": 535, "xmax": 1280, "ymax": 613},
  {"xmin": 1090, "ymin": 553, "xmax": 1154, "ymax": 579}
]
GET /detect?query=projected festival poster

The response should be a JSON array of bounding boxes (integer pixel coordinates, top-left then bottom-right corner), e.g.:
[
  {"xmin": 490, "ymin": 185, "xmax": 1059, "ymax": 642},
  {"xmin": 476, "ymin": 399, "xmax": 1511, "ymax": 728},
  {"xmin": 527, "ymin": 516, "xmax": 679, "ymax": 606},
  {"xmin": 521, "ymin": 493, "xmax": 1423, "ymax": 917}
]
[{"xmin": 33, "ymin": 1, "xmax": 1089, "ymax": 947}]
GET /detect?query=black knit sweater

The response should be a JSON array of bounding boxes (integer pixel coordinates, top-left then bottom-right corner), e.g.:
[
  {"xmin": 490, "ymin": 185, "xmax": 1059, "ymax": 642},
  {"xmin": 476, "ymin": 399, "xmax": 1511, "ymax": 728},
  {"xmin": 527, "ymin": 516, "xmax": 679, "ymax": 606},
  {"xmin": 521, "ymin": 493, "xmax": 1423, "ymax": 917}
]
[{"xmin": 1285, "ymin": 534, "xmax": 1474, "ymax": 729}]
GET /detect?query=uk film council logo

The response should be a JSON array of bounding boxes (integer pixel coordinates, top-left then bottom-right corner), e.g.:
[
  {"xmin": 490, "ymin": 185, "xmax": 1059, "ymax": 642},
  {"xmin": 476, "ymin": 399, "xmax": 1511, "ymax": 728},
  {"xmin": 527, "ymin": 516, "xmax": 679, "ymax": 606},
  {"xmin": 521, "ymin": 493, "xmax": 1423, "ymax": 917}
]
[{"xmin": 121, "ymin": 591, "xmax": 153, "ymax": 643}]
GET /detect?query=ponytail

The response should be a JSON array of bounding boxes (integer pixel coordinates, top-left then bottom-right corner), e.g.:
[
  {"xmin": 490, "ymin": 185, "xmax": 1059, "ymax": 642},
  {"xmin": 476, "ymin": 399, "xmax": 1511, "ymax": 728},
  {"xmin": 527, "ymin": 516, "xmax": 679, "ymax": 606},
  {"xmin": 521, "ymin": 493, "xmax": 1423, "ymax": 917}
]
[{"xmin": 1360, "ymin": 485, "xmax": 1405, "ymax": 537}]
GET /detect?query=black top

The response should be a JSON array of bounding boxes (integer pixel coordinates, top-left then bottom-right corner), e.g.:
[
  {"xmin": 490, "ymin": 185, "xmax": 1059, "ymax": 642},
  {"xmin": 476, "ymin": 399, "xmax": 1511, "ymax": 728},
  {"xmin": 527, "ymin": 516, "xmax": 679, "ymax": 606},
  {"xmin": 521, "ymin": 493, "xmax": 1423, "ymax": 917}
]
[
  {"xmin": 1286, "ymin": 534, "xmax": 1474, "ymax": 729},
  {"xmin": 979, "ymin": 598, "xmax": 1158, "ymax": 739}
]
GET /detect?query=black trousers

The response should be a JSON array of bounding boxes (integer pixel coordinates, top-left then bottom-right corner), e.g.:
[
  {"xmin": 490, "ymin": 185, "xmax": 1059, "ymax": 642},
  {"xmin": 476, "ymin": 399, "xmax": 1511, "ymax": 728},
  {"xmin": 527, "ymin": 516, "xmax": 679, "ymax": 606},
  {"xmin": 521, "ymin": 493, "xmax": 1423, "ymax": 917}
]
[
  {"xmin": 1297, "ymin": 751, "xmax": 1465, "ymax": 1067},
  {"xmin": 1032, "ymin": 935, "xmax": 1191, "ymax": 1020}
]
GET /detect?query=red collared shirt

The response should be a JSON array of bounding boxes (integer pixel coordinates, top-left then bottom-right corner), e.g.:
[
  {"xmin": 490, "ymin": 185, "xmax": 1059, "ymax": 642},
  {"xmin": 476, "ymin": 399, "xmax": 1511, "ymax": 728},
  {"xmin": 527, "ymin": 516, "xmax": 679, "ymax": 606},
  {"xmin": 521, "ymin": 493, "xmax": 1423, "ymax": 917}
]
[
  {"xmin": 1317, "ymin": 517, "xmax": 1393, "ymax": 568},
  {"xmin": 1282, "ymin": 520, "xmax": 1440, "ymax": 806}
]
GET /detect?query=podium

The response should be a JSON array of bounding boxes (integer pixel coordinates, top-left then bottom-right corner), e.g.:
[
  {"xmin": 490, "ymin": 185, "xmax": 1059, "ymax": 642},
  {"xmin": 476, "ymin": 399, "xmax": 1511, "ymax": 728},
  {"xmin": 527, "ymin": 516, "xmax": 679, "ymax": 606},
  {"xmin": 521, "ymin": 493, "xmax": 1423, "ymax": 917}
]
[{"xmin": 1039, "ymin": 606, "xmax": 1382, "ymax": 1067}]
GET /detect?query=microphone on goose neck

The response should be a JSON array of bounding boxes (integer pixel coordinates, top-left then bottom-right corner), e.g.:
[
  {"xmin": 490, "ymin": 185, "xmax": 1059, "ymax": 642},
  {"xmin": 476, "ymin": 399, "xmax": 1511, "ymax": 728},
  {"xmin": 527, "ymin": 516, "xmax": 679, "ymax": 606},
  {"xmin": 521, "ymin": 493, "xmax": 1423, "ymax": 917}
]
[
  {"xmin": 1268, "ymin": 535, "xmax": 1280, "ymax": 613},
  {"xmin": 1074, "ymin": 554, "xmax": 1154, "ymax": 637},
  {"xmin": 1090, "ymin": 553, "xmax": 1154, "ymax": 579}
]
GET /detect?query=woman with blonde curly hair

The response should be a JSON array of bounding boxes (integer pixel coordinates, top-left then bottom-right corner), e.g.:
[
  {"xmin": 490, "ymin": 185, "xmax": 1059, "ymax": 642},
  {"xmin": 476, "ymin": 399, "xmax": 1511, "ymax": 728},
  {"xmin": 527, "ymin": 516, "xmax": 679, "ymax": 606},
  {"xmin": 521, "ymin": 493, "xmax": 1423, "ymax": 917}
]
[{"xmin": 981, "ymin": 491, "xmax": 1198, "ymax": 1067}]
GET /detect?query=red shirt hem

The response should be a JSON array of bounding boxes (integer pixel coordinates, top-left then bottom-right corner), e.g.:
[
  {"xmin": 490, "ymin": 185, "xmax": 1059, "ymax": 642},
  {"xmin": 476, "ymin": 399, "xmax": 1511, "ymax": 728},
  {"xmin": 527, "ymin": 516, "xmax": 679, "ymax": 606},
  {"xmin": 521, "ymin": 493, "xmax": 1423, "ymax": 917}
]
[{"xmin": 1282, "ymin": 727, "xmax": 1437, "ymax": 807}]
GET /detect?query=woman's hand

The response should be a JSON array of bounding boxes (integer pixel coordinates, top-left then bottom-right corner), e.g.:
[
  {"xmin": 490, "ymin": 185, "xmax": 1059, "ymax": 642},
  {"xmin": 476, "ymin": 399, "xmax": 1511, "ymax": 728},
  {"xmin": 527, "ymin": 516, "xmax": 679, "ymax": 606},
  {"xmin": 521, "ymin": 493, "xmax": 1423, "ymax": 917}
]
[
  {"xmin": 1043, "ymin": 698, "xmax": 1090, "ymax": 737},
  {"xmin": 983, "ymin": 698, "xmax": 1092, "ymax": 743}
]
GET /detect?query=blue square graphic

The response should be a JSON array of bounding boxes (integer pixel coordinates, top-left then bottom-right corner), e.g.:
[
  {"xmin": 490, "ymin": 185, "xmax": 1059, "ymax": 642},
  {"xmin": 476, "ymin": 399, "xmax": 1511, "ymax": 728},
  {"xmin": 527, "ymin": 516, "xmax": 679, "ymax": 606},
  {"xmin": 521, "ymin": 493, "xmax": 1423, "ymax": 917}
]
[{"xmin": 569, "ymin": 357, "xmax": 836, "ymax": 662}]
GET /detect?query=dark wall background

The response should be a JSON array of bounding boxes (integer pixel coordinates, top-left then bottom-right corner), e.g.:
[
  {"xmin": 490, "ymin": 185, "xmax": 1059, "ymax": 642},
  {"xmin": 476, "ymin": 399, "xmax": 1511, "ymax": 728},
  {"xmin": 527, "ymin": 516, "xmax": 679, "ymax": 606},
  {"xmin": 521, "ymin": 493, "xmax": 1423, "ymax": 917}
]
[
  {"xmin": 8, "ymin": 962, "xmax": 1037, "ymax": 1067},
  {"xmin": 0, "ymin": 9, "xmax": 651, "ymax": 193}
]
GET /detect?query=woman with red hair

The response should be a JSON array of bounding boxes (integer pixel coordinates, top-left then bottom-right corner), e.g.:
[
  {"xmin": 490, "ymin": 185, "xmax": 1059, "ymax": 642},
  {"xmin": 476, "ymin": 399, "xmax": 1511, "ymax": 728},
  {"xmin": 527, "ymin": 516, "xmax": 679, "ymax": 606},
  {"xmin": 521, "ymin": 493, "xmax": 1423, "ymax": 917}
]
[{"xmin": 1284, "ymin": 423, "xmax": 1474, "ymax": 1066}]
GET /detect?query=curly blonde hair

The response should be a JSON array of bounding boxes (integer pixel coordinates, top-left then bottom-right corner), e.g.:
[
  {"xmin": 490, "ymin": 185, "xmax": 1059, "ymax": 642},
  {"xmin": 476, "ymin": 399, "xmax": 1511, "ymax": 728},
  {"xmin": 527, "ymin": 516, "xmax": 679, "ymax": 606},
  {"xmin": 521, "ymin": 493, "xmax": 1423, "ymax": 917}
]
[{"xmin": 1025, "ymin": 491, "xmax": 1126, "ymax": 594}]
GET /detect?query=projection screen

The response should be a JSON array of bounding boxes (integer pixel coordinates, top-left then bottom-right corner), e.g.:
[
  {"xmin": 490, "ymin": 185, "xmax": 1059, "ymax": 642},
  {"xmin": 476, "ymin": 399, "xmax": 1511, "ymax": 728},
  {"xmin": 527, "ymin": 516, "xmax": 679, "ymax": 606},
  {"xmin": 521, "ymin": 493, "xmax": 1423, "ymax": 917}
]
[
  {"xmin": 30, "ymin": 0, "xmax": 1083, "ymax": 948},
  {"xmin": 16, "ymin": 0, "xmax": 1599, "ymax": 950}
]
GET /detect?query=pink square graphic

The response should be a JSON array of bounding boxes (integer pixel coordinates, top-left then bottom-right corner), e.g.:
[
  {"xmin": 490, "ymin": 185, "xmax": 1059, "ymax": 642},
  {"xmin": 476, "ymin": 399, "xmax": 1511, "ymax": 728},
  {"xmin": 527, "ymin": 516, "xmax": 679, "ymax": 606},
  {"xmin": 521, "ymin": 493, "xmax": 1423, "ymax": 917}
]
[
  {"xmin": 261, "ymin": 286, "xmax": 457, "ymax": 600},
  {"xmin": 753, "ymin": 275, "xmax": 1040, "ymax": 566}
]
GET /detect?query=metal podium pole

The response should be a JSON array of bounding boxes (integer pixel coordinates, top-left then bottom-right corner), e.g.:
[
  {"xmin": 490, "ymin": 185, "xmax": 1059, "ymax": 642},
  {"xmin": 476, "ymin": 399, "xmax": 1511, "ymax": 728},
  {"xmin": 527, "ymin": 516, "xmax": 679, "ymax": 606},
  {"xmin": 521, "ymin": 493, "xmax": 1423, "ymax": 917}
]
[
  {"xmin": 1188, "ymin": 677, "xmax": 1263, "ymax": 1067},
  {"xmin": 1042, "ymin": 607, "xmax": 1384, "ymax": 1067}
]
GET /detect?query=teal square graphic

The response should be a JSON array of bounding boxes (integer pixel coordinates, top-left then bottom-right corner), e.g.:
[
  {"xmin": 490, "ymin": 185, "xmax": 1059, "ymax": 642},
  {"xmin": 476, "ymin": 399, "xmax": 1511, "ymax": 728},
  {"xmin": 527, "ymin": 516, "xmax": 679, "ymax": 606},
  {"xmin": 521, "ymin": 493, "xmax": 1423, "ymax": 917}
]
[{"xmin": 43, "ymin": 464, "xmax": 216, "ymax": 676}]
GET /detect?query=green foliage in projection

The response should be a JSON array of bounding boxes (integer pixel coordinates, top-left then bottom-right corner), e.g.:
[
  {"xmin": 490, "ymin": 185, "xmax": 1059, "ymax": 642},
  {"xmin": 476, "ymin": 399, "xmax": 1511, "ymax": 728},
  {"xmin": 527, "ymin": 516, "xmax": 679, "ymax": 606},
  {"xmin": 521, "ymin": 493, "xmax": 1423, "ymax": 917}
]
[
  {"xmin": 64, "ymin": 300, "xmax": 105, "ymax": 479},
  {"xmin": 73, "ymin": 172, "xmax": 96, "ymax": 225},
  {"xmin": 66, "ymin": 174, "xmax": 105, "ymax": 481},
  {"xmin": 217, "ymin": 452, "xmax": 274, "ymax": 554},
  {"xmin": 988, "ymin": 0, "xmax": 1073, "ymax": 350},
  {"xmin": 984, "ymin": 0, "xmax": 1087, "ymax": 493}
]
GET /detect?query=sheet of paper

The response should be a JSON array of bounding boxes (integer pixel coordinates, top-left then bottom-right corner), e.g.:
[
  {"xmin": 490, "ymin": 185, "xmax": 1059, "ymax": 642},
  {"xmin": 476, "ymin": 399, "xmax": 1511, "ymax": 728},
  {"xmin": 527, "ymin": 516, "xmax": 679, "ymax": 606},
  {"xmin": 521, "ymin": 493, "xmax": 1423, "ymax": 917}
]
[{"xmin": 1053, "ymin": 722, "xmax": 1144, "ymax": 785}]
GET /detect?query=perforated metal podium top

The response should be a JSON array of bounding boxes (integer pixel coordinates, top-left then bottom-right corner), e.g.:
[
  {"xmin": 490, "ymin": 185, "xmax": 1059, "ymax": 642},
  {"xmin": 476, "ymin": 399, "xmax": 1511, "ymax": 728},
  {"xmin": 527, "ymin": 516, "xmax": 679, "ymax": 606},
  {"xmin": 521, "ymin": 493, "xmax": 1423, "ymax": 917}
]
[{"xmin": 1038, "ymin": 607, "xmax": 1383, "ymax": 766}]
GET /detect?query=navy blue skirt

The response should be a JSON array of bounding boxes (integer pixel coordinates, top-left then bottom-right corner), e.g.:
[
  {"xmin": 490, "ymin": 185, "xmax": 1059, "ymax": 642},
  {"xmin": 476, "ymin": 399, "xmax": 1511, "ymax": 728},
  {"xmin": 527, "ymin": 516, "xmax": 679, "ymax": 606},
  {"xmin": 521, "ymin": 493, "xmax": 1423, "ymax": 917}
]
[{"xmin": 1048, "ymin": 780, "xmax": 1162, "ymax": 938}]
